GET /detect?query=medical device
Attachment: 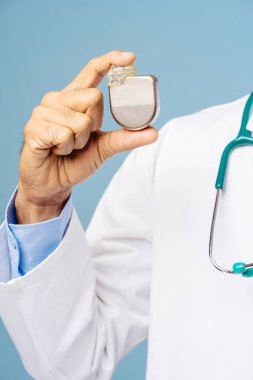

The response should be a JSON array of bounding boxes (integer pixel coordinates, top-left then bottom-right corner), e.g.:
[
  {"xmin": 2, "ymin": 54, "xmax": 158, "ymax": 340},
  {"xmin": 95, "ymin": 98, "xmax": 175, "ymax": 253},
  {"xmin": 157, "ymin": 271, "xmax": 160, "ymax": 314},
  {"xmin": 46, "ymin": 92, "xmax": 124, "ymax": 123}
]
[
  {"xmin": 107, "ymin": 65, "xmax": 159, "ymax": 130},
  {"xmin": 209, "ymin": 92, "xmax": 253, "ymax": 277}
]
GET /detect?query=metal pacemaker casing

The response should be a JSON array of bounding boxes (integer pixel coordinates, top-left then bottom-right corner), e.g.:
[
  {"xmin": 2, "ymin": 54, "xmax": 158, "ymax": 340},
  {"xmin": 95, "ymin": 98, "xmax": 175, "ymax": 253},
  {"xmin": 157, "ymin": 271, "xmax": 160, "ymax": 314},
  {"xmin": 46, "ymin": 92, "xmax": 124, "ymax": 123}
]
[{"xmin": 108, "ymin": 74, "xmax": 159, "ymax": 130}]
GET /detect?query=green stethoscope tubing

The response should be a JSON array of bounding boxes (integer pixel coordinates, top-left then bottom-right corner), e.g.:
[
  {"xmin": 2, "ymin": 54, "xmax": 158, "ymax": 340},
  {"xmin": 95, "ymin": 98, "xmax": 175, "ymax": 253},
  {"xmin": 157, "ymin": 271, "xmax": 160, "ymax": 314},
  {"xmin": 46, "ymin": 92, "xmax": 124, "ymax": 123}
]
[{"xmin": 209, "ymin": 92, "xmax": 253, "ymax": 277}]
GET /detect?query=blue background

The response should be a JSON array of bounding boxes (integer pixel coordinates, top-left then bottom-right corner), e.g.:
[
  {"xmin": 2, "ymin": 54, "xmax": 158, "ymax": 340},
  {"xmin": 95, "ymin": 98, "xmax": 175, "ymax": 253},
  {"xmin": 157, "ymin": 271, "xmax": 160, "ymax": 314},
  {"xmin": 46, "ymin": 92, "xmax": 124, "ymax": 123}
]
[{"xmin": 0, "ymin": 0, "xmax": 252, "ymax": 378}]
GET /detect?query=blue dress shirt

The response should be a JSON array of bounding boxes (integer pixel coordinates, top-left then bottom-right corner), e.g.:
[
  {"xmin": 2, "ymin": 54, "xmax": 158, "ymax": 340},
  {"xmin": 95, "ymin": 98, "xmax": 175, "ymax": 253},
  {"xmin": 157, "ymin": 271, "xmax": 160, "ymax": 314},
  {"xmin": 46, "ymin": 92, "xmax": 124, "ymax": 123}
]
[{"xmin": 4, "ymin": 190, "xmax": 72, "ymax": 279}]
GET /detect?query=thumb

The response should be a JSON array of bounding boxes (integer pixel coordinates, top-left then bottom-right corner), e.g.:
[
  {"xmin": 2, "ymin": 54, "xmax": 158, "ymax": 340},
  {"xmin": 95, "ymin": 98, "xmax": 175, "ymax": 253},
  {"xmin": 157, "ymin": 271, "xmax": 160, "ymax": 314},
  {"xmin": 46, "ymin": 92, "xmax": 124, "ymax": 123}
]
[{"xmin": 97, "ymin": 127, "xmax": 158, "ymax": 160}]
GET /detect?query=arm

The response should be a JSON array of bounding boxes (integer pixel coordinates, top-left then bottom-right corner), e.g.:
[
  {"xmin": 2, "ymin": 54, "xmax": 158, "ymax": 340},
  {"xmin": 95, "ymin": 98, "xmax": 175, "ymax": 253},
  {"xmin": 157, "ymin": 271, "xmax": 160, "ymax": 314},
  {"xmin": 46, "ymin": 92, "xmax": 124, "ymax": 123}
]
[
  {"xmin": 0, "ymin": 191, "xmax": 72, "ymax": 282},
  {"xmin": 9, "ymin": 195, "xmax": 72, "ymax": 276},
  {"xmin": 0, "ymin": 50, "xmax": 158, "ymax": 379},
  {"xmin": 0, "ymin": 143, "xmax": 156, "ymax": 379}
]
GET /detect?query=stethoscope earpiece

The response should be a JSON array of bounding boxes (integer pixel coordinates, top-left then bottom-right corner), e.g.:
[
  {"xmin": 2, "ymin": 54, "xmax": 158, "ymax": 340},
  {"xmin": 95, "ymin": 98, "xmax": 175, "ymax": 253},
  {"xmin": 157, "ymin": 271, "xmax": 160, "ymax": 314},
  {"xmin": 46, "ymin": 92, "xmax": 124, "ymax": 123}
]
[
  {"xmin": 231, "ymin": 262, "xmax": 253, "ymax": 277},
  {"xmin": 242, "ymin": 269, "xmax": 253, "ymax": 277},
  {"xmin": 232, "ymin": 262, "xmax": 246, "ymax": 274}
]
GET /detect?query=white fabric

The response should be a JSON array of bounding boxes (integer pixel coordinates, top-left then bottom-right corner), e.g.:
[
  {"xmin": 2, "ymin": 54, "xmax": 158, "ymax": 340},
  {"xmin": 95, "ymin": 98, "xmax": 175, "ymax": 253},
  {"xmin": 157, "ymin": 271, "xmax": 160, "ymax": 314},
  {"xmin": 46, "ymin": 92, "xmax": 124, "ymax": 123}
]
[{"xmin": 1, "ymin": 93, "xmax": 253, "ymax": 379}]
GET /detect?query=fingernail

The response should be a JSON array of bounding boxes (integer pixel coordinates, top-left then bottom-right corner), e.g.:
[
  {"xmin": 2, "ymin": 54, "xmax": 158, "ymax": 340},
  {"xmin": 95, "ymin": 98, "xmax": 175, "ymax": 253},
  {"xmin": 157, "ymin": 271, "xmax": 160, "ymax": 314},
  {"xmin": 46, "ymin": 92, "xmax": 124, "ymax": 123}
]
[{"xmin": 120, "ymin": 51, "xmax": 135, "ymax": 57}]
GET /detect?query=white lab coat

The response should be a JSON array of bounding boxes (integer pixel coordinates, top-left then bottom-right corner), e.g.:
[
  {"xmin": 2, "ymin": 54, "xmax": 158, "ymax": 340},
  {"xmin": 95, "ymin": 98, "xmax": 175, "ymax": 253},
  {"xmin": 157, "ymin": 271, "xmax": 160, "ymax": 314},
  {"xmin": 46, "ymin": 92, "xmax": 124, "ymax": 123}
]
[{"xmin": 1, "ymin": 93, "xmax": 253, "ymax": 380}]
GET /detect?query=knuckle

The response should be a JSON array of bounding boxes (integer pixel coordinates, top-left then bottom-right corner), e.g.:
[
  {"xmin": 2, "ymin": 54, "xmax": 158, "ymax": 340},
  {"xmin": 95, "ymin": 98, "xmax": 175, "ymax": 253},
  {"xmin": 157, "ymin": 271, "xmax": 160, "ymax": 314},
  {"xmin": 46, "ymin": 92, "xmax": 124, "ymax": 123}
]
[
  {"xmin": 74, "ymin": 135, "xmax": 86, "ymax": 149},
  {"xmin": 73, "ymin": 87, "xmax": 86, "ymax": 97},
  {"xmin": 24, "ymin": 119, "xmax": 43, "ymax": 137},
  {"xmin": 60, "ymin": 127, "xmax": 73, "ymax": 142},
  {"xmin": 110, "ymin": 49, "xmax": 121, "ymax": 55},
  {"xmin": 109, "ymin": 134, "xmax": 118, "ymax": 154},
  {"xmin": 23, "ymin": 120, "xmax": 33, "ymax": 138},
  {"xmin": 94, "ymin": 88, "xmax": 103, "ymax": 103},
  {"xmin": 31, "ymin": 105, "xmax": 44, "ymax": 118},
  {"xmin": 25, "ymin": 138, "xmax": 40, "ymax": 152},
  {"xmin": 84, "ymin": 113, "xmax": 93, "ymax": 128},
  {"xmin": 88, "ymin": 56, "xmax": 99, "ymax": 67},
  {"xmin": 99, "ymin": 133, "xmax": 114, "ymax": 160},
  {"xmin": 87, "ymin": 88, "xmax": 103, "ymax": 103},
  {"xmin": 41, "ymin": 91, "xmax": 58, "ymax": 105},
  {"xmin": 50, "ymin": 126, "xmax": 73, "ymax": 153},
  {"xmin": 78, "ymin": 112, "xmax": 90, "ymax": 127},
  {"xmin": 23, "ymin": 120, "xmax": 46, "ymax": 150},
  {"xmin": 61, "ymin": 131, "xmax": 74, "ymax": 154}
]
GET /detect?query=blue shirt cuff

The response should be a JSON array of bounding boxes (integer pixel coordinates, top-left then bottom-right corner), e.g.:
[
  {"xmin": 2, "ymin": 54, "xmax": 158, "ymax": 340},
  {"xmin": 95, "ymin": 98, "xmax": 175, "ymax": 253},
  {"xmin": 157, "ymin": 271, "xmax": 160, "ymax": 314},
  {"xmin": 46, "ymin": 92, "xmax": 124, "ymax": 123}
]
[{"xmin": 5, "ymin": 189, "xmax": 72, "ymax": 279}]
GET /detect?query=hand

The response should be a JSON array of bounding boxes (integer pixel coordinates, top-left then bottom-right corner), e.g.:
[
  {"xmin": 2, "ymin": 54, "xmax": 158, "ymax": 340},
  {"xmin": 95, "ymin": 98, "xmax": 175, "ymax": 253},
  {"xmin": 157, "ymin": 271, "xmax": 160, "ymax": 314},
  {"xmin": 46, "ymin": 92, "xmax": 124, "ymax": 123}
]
[{"xmin": 15, "ymin": 50, "xmax": 158, "ymax": 223}]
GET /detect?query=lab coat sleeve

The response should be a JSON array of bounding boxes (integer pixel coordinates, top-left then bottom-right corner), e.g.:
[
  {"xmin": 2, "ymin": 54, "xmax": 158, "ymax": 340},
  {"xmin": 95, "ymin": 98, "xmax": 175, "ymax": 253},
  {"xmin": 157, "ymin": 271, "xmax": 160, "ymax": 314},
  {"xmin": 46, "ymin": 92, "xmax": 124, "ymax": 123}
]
[
  {"xmin": 0, "ymin": 133, "xmax": 161, "ymax": 380},
  {"xmin": 8, "ymin": 193, "xmax": 73, "ymax": 278}
]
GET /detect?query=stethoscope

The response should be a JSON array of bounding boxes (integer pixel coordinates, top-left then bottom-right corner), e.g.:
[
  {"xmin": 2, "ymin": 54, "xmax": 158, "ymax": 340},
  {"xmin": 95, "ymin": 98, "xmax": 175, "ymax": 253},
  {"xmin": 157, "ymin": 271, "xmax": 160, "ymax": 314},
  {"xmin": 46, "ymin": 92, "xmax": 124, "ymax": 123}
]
[{"xmin": 209, "ymin": 92, "xmax": 253, "ymax": 277}]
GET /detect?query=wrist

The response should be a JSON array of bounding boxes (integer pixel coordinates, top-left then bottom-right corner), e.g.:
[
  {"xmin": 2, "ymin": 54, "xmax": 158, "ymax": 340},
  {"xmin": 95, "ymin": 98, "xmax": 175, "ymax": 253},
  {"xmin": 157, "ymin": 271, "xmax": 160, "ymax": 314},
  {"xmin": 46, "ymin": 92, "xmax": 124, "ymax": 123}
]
[{"xmin": 15, "ymin": 185, "xmax": 71, "ymax": 224}]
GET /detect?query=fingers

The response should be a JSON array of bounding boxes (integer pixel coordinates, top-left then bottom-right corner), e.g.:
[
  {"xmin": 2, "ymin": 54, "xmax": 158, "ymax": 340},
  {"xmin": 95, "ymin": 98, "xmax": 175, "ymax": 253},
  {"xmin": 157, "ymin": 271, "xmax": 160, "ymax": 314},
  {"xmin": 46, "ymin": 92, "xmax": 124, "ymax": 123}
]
[
  {"xmin": 31, "ymin": 106, "xmax": 93, "ymax": 150},
  {"xmin": 24, "ymin": 120, "xmax": 76, "ymax": 156},
  {"xmin": 41, "ymin": 87, "xmax": 103, "ymax": 114},
  {"xmin": 64, "ymin": 50, "xmax": 136, "ymax": 90},
  {"xmin": 97, "ymin": 126, "xmax": 158, "ymax": 161},
  {"xmin": 25, "ymin": 50, "xmax": 140, "ymax": 161},
  {"xmin": 40, "ymin": 88, "xmax": 103, "ymax": 134}
]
